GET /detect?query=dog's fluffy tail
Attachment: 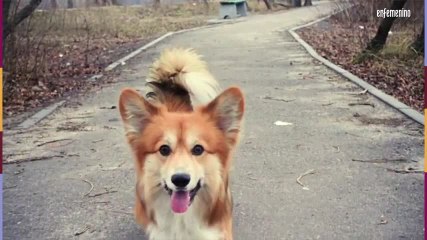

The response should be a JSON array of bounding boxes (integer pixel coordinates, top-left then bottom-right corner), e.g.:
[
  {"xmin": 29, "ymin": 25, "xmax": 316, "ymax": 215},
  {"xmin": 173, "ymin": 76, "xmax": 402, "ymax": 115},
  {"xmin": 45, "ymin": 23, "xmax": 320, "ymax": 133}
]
[{"xmin": 144, "ymin": 48, "xmax": 221, "ymax": 110}]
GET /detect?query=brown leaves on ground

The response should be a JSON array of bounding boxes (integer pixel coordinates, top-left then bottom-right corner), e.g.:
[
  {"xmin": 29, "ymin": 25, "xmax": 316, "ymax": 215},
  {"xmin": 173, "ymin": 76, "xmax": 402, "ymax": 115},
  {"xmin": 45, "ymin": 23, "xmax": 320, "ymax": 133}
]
[
  {"xmin": 3, "ymin": 3, "xmax": 218, "ymax": 118},
  {"xmin": 4, "ymin": 37, "xmax": 147, "ymax": 117},
  {"xmin": 297, "ymin": 15, "xmax": 424, "ymax": 112}
]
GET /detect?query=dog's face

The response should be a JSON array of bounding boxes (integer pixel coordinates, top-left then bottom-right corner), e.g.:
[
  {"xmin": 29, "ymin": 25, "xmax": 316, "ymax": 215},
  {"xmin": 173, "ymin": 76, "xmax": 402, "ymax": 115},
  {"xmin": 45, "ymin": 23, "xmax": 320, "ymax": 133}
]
[{"xmin": 119, "ymin": 87, "xmax": 244, "ymax": 214}]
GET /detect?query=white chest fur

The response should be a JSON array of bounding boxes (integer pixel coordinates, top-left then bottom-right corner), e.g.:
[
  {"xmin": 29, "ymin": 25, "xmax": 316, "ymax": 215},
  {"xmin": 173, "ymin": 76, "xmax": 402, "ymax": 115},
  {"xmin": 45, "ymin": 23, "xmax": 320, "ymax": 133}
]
[{"xmin": 146, "ymin": 194, "xmax": 222, "ymax": 240}]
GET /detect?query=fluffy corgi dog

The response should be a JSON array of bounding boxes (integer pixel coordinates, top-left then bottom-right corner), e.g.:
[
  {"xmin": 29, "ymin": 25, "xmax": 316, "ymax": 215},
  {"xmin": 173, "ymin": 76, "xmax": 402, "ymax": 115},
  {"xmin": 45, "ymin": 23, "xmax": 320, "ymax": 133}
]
[{"xmin": 118, "ymin": 48, "xmax": 245, "ymax": 240}]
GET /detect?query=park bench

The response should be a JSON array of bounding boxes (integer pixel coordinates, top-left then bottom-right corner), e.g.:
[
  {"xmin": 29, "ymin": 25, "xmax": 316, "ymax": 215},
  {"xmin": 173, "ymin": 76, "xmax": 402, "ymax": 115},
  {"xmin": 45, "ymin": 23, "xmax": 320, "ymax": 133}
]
[{"xmin": 219, "ymin": 0, "xmax": 248, "ymax": 19}]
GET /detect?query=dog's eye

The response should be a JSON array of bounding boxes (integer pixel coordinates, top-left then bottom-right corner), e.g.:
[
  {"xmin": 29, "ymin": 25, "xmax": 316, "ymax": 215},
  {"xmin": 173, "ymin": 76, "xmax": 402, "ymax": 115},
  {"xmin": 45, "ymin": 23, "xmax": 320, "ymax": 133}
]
[
  {"xmin": 191, "ymin": 145, "xmax": 204, "ymax": 156},
  {"xmin": 159, "ymin": 145, "xmax": 171, "ymax": 156}
]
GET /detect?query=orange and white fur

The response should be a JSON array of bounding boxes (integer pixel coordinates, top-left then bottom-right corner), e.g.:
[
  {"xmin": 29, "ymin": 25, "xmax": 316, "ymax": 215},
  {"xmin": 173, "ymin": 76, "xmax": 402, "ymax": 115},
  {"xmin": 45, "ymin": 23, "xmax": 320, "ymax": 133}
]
[{"xmin": 118, "ymin": 48, "xmax": 245, "ymax": 240}]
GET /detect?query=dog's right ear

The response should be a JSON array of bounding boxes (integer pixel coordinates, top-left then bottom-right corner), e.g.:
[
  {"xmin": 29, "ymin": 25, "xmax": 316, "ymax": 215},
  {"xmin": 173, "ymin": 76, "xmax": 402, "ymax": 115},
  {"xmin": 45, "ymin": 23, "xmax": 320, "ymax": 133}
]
[
  {"xmin": 201, "ymin": 87, "xmax": 245, "ymax": 147},
  {"xmin": 119, "ymin": 88, "xmax": 159, "ymax": 136}
]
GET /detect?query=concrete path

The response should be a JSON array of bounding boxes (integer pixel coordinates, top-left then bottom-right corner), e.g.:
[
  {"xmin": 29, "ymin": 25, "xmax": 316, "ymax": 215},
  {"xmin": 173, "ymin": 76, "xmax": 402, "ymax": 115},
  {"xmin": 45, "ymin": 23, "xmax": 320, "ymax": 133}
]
[{"xmin": 4, "ymin": 2, "xmax": 424, "ymax": 240}]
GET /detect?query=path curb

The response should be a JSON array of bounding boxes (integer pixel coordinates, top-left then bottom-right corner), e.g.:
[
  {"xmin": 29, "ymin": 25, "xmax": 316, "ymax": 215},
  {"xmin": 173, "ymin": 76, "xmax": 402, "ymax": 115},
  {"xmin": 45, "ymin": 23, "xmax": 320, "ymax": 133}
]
[
  {"xmin": 288, "ymin": 15, "xmax": 424, "ymax": 126},
  {"xmin": 16, "ymin": 101, "xmax": 66, "ymax": 129}
]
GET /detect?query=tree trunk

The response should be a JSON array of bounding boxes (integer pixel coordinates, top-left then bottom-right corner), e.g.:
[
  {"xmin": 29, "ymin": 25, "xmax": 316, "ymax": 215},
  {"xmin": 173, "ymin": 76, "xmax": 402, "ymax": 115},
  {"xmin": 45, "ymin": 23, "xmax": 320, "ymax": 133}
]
[
  {"xmin": 245, "ymin": 1, "xmax": 252, "ymax": 11},
  {"xmin": 410, "ymin": 23, "xmax": 424, "ymax": 54},
  {"xmin": 263, "ymin": 0, "xmax": 272, "ymax": 10},
  {"xmin": 50, "ymin": 0, "xmax": 59, "ymax": 8},
  {"xmin": 67, "ymin": 0, "xmax": 74, "ymax": 8},
  {"xmin": 304, "ymin": 0, "xmax": 312, "ymax": 6},
  {"xmin": 366, "ymin": 0, "xmax": 407, "ymax": 53},
  {"xmin": 3, "ymin": 0, "xmax": 43, "ymax": 41},
  {"xmin": 153, "ymin": 0, "xmax": 161, "ymax": 9},
  {"xmin": 203, "ymin": 0, "xmax": 209, "ymax": 13},
  {"xmin": 3, "ymin": 0, "xmax": 12, "ymax": 24}
]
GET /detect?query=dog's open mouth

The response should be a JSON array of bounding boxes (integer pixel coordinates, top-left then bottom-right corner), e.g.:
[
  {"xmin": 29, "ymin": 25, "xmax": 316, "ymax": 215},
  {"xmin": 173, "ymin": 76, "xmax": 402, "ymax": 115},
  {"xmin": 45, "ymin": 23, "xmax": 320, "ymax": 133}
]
[{"xmin": 164, "ymin": 180, "xmax": 201, "ymax": 214}]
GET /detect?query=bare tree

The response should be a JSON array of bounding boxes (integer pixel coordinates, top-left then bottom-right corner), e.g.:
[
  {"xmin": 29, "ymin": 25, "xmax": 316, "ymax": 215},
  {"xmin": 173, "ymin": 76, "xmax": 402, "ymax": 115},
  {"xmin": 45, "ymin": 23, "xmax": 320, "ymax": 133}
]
[
  {"xmin": 365, "ymin": 0, "xmax": 407, "ymax": 53},
  {"xmin": 3, "ymin": 0, "xmax": 43, "ymax": 41}
]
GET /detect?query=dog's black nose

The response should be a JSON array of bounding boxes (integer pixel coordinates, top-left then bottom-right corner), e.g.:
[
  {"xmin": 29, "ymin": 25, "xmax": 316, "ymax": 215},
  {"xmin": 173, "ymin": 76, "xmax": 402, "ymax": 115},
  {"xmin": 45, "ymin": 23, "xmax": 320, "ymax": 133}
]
[{"xmin": 171, "ymin": 173, "xmax": 191, "ymax": 188}]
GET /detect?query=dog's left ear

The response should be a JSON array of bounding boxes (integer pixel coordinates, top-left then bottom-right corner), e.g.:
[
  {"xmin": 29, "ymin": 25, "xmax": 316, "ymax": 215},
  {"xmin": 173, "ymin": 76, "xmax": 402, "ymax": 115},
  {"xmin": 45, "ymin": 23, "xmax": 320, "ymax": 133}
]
[
  {"xmin": 202, "ymin": 87, "xmax": 245, "ymax": 145},
  {"xmin": 119, "ymin": 88, "xmax": 159, "ymax": 138}
]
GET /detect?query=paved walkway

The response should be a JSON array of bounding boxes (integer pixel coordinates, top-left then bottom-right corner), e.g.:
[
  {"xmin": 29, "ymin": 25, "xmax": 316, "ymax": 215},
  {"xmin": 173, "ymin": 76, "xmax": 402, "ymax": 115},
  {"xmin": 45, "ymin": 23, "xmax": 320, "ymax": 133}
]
[{"xmin": 4, "ymin": 2, "xmax": 424, "ymax": 240}]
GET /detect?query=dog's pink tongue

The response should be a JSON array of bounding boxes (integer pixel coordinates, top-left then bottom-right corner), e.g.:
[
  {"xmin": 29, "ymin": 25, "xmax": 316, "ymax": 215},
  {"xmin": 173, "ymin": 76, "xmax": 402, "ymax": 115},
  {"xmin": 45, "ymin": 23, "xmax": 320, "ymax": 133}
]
[{"xmin": 171, "ymin": 191, "xmax": 190, "ymax": 213}]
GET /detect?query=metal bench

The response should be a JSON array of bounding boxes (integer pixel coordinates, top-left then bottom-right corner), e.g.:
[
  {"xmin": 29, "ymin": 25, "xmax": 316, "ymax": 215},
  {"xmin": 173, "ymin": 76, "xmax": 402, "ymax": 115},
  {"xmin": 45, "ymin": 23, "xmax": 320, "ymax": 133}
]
[{"xmin": 219, "ymin": 0, "xmax": 247, "ymax": 19}]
